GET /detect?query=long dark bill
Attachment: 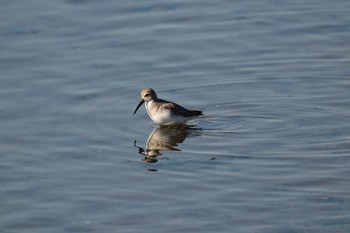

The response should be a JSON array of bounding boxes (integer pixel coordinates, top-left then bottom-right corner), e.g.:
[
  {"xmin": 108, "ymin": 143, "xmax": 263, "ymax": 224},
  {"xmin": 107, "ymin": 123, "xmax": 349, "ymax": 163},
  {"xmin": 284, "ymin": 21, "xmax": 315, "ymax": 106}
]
[{"xmin": 133, "ymin": 100, "xmax": 144, "ymax": 115}]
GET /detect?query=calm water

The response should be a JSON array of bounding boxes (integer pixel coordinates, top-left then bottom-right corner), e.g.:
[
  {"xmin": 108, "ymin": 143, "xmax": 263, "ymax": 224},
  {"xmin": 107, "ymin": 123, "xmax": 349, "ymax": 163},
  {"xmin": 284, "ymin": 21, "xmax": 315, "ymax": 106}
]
[{"xmin": 1, "ymin": 0, "xmax": 350, "ymax": 232}]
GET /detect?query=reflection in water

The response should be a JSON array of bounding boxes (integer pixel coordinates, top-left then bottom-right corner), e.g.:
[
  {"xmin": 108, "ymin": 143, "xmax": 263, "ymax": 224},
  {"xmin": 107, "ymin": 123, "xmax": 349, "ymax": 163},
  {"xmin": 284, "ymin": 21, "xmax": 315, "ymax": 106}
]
[{"xmin": 134, "ymin": 126, "xmax": 201, "ymax": 163}]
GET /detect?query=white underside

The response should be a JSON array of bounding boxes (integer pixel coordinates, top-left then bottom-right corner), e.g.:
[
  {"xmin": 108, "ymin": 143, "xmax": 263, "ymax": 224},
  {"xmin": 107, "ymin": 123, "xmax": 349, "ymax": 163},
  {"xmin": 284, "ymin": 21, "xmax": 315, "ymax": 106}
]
[{"xmin": 145, "ymin": 102, "xmax": 188, "ymax": 125}]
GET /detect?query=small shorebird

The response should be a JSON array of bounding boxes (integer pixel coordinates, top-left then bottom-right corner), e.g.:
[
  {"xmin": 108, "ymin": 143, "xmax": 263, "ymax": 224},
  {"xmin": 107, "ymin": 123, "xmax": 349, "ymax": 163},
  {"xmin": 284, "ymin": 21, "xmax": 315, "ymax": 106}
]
[{"xmin": 133, "ymin": 88, "xmax": 203, "ymax": 126}]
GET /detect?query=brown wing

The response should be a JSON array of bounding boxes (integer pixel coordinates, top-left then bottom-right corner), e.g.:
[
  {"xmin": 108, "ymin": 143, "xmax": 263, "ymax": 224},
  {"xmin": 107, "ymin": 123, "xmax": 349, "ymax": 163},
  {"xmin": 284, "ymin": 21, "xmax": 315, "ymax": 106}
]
[{"xmin": 159, "ymin": 100, "xmax": 202, "ymax": 117}]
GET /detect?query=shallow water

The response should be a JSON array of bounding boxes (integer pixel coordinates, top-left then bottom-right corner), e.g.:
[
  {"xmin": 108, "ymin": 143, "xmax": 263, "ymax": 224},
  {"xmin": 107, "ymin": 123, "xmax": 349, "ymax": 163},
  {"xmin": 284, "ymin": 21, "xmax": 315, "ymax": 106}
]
[{"xmin": 1, "ymin": 0, "xmax": 350, "ymax": 232}]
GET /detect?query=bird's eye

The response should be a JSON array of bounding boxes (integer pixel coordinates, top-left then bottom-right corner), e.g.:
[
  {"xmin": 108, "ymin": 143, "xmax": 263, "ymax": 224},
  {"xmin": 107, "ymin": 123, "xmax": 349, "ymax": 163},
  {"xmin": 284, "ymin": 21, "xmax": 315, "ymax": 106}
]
[{"xmin": 144, "ymin": 94, "xmax": 149, "ymax": 97}]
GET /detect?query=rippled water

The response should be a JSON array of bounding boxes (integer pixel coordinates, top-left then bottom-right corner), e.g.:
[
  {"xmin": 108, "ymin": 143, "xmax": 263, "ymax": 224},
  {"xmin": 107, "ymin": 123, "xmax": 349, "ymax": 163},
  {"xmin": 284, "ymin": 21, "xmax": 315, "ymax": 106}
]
[{"xmin": 1, "ymin": 0, "xmax": 350, "ymax": 232}]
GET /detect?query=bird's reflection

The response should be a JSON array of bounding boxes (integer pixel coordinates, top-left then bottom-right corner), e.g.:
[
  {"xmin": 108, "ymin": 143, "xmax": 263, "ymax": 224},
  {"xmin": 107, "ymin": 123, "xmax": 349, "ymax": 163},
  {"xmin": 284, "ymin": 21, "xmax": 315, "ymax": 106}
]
[{"xmin": 134, "ymin": 125, "xmax": 201, "ymax": 163}]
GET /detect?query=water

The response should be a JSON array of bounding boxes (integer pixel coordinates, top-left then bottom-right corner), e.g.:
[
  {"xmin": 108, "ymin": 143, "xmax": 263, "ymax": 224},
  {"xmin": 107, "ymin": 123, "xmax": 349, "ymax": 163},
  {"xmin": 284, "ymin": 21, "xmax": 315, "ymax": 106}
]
[{"xmin": 1, "ymin": 0, "xmax": 350, "ymax": 232}]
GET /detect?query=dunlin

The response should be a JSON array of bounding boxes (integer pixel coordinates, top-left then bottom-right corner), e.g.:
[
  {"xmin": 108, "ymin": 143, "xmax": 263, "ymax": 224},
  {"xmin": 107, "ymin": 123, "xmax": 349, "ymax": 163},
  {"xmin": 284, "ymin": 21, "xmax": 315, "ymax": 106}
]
[{"xmin": 133, "ymin": 88, "xmax": 203, "ymax": 126}]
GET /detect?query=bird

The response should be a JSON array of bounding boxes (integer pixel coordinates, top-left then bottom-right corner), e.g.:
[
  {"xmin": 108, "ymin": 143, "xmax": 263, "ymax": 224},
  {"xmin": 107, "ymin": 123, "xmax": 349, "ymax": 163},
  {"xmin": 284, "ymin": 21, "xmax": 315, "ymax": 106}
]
[{"xmin": 133, "ymin": 88, "xmax": 203, "ymax": 126}]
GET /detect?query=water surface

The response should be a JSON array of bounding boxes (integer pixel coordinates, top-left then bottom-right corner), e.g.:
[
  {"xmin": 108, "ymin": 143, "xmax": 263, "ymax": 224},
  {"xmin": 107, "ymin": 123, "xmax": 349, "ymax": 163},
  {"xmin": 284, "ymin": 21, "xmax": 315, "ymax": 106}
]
[{"xmin": 1, "ymin": 0, "xmax": 350, "ymax": 232}]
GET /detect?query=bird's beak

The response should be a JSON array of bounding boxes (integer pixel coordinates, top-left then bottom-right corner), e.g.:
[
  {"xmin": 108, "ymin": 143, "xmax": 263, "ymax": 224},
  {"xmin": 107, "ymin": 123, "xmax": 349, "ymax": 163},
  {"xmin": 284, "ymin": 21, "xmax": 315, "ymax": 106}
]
[{"xmin": 133, "ymin": 99, "xmax": 144, "ymax": 115}]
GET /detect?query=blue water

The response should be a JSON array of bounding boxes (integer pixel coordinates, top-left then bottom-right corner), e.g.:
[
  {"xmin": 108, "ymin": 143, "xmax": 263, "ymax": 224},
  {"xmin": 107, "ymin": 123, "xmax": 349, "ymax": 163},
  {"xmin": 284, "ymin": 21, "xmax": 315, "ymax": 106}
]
[{"xmin": 1, "ymin": 0, "xmax": 350, "ymax": 232}]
